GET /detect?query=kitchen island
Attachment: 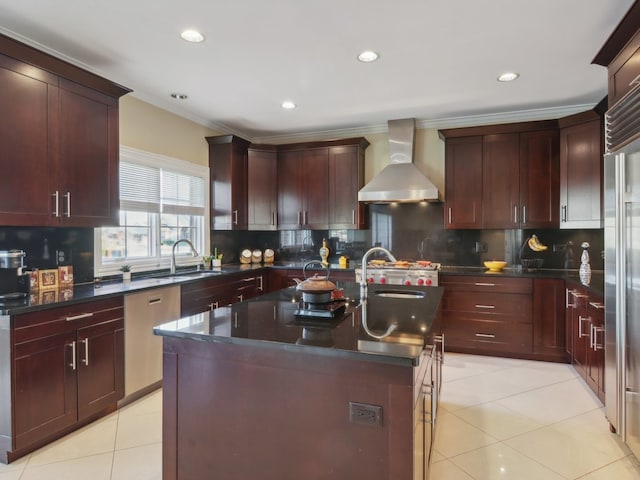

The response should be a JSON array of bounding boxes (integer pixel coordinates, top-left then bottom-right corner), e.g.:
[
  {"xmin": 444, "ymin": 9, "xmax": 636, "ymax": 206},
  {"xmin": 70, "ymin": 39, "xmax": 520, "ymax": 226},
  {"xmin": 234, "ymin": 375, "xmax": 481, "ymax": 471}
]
[{"xmin": 154, "ymin": 283, "xmax": 443, "ymax": 480}]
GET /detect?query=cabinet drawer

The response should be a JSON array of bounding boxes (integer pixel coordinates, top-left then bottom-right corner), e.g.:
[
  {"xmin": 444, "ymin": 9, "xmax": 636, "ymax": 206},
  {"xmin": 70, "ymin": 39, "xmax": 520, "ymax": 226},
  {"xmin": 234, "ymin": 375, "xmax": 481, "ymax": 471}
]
[
  {"xmin": 442, "ymin": 291, "xmax": 532, "ymax": 321},
  {"xmin": 444, "ymin": 317, "xmax": 533, "ymax": 354},
  {"xmin": 440, "ymin": 275, "xmax": 532, "ymax": 294},
  {"xmin": 13, "ymin": 297, "xmax": 124, "ymax": 344}
]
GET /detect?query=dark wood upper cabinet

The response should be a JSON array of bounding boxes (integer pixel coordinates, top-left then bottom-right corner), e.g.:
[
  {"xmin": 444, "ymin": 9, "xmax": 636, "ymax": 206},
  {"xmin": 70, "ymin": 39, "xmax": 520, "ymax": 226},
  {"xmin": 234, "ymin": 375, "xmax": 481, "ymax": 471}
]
[
  {"xmin": 482, "ymin": 133, "xmax": 520, "ymax": 228},
  {"xmin": 441, "ymin": 122, "xmax": 559, "ymax": 229},
  {"xmin": 519, "ymin": 129, "xmax": 559, "ymax": 228},
  {"xmin": 328, "ymin": 141, "xmax": 369, "ymax": 229},
  {"xmin": 58, "ymin": 80, "xmax": 121, "ymax": 227},
  {"xmin": 444, "ymin": 136, "xmax": 483, "ymax": 229},
  {"xmin": 207, "ymin": 135, "xmax": 251, "ymax": 230},
  {"xmin": 0, "ymin": 34, "xmax": 130, "ymax": 228},
  {"xmin": 247, "ymin": 145, "xmax": 277, "ymax": 230},
  {"xmin": 276, "ymin": 138, "xmax": 368, "ymax": 230},
  {"xmin": 277, "ymin": 147, "xmax": 328, "ymax": 231},
  {"xmin": 592, "ymin": 1, "xmax": 640, "ymax": 108},
  {"xmin": 559, "ymin": 114, "xmax": 603, "ymax": 228}
]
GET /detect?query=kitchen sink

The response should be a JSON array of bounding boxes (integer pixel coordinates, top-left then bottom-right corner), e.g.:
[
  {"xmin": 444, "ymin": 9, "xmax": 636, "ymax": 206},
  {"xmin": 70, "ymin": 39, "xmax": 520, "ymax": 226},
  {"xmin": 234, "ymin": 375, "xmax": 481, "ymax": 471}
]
[
  {"xmin": 151, "ymin": 269, "xmax": 224, "ymax": 279},
  {"xmin": 373, "ymin": 290, "xmax": 425, "ymax": 299}
]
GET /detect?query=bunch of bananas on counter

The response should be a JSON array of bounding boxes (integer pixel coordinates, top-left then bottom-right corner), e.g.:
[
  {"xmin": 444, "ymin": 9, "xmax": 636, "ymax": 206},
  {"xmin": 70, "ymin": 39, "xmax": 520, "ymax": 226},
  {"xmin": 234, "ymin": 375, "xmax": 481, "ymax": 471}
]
[{"xmin": 527, "ymin": 234, "xmax": 548, "ymax": 252}]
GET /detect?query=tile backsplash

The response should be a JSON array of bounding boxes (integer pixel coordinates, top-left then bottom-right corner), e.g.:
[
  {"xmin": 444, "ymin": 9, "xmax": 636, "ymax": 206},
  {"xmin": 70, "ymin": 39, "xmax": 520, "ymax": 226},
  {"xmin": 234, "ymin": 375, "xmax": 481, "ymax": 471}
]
[
  {"xmin": 0, "ymin": 227, "xmax": 94, "ymax": 283},
  {"xmin": 212, "ymin": 203, "xmax": 604, "ymax": 270},
  {"xmin": 0, "ymin": 204, "xmax": 604, "ymax": 287}
]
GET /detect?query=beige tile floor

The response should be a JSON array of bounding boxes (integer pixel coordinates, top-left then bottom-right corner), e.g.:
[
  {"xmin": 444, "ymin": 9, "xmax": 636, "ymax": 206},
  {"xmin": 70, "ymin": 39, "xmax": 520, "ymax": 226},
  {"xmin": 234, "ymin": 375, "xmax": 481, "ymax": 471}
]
[
  {"xmin": 1, "ymin": 353, "xmax": 639, "ymax": 479},
  {"xmin": 433, "ymin": 353, "xmax": 640, "ymax": 479}
]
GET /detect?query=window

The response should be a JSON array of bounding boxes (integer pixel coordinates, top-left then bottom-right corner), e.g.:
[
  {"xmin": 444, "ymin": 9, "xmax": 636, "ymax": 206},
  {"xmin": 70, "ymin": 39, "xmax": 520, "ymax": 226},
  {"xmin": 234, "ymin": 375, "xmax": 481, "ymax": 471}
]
[{"xmin": 95, "ymin": 146, "xmax": 209, "ymax": 276}]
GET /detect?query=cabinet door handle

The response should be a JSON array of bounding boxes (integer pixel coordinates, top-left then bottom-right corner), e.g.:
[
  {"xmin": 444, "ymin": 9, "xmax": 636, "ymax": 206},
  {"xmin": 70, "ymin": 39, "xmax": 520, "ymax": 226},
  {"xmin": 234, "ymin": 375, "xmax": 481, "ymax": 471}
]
[
  {"xmin": 63, "ymin": 192, "xmax": 71, "ymax": 218},
  {"xmin": 234, "ymin": 312, "xmax": 239, "ymax": 328},
  {"xmin": 561, "ymin": 205, "xmax": 567, "ymax": 222},
  {"xmin": 52, "ymin": 191, "xmax": 60, "ymax": 217},
  {"xmin": 148, "ymin": 298, "xmax": 162, "ymax": 305},
  {"xmin": 578, "ymin": 315, "xmax": 591, "ymax": 338},
  {"xmin": 297, "ymin": 211, "xmax": 301, "ymax": 225},
  {"xmin": 303, "ymin": 210, "xmax": 308, "ymax": 225},
  {"xmin": 522, "ymin": 206, "xmax": 527, "ymax": 224},
  {"xmin": 475, "ymin": 304, "xmax": 495, "ymax": 309},
  {"xmin": 232, "ymin": 210, "xmax": 238, "ymax": 225},
  {"xmin": 81, "ymin": 339, "xmax": 89, "ymax": 366},
  {"xmin": 208, "ymin": 302, "xmax": 219, "ymax": 310},
  {"xmin": 258, "ymin": 276, "xmax": 263, "ymax": 291},
  {"xmin": 475, "ymin": 333, "xmax": 496, "ymax": 338},
  {"xmin": 514, "ymin": 206, "xmax": 518, "ymax": 224},
  {"xmin": 68, "ymin": 341, "xmax": 77, "ymax": 370},
  {"xmin": 566, "ymin": 288, "xmax": 575, "ymax": 308},
  {"xmin": 448, "ymin": 207, "xmax": 452, "ymax": 225},
  {"xmin": 593, "ymin": 326, "xmax": 605, "ymax": 351},
  {"xmin": 352, "ymin": 209, "xmax": 356, "ymax": 224},
  {"xmin": 433, "ymin": 333, "xmax": 445, "ymax": 364},
  {"xmin": 65, "ymin": 312, "xmax": 94, "ymax": 322},
  {"xmin": 474, "ymin": 282, "xmax": 495, "ymax": 287},
  {"xmin": 629, "ymin": 73, "xmax": 640, "ymax": 87},
  {"xmin": 238, "ymin": 294, "xmax": 244, "ymax": 302},
  {"xmin": 272, "ymin": 211, "xmax": 276, "ymax": 226}
]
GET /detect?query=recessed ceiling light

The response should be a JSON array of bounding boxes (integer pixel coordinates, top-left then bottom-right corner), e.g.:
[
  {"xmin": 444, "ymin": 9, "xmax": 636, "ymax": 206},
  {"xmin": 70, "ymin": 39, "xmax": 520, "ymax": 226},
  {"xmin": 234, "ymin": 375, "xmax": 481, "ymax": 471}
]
[
  {"xmin": 358, "ymin": 50, "xmax": 379, "ymax": 63},
  {"xmin": 281, "ymin": 101, "xmax": 296, "ymax": 110},
  {"xmin": 170, "ymin": 93, "xmax": 188, "ymax": 100},
  {"xmin": 497, "ymin": 72, "xmax": 519, "ymax": 82},
  {"xmin": 180, "ymin": 29, "xmax": 205, "ymax": 43}
]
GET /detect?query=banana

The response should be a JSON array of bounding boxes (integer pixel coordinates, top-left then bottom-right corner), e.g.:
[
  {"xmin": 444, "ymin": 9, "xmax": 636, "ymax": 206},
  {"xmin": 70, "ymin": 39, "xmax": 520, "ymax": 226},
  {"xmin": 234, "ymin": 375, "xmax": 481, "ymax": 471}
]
[{"xmin": 528, "ymin": 235, "xmax": 548, "ymax": 252}]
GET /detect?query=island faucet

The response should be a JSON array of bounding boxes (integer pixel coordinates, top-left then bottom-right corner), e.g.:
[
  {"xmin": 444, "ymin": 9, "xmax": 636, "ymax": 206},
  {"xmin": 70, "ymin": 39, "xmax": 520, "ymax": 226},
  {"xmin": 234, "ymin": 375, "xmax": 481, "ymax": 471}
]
[
  {"xmin": 171, "ymin": 239, "xmax": 199, "ymax": 274},
  {"xmin": 360, "ymin": 246, "xmax": 397, "ymax": 300}
]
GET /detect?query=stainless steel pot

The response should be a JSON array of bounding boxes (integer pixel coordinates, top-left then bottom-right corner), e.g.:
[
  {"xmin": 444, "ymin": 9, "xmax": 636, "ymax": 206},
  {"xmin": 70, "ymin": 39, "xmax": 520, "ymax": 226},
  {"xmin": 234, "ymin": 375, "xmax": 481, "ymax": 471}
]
[
  {"xmin": 295, "ymin": 261, "xmax": 336, "ymax": 304},
  {"xmin": 0, "ymin": 250, "xmax": 25, "ymax": 269}
]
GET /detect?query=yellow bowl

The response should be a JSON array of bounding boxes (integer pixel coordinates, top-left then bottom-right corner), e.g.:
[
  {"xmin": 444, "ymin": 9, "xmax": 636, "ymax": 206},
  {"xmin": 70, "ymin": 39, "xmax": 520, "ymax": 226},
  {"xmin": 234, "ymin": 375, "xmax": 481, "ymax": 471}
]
[{"xmin": 484, "ymin": 261, "xmax": 507, "ymax": 272}]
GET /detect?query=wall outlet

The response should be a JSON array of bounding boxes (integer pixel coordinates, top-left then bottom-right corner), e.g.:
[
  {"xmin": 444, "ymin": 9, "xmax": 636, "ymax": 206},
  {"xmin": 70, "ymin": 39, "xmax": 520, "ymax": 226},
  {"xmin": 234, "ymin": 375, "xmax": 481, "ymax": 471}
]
[
  {"xmin": 474, "ymin": 241, "xmax": 488, "ymax": 253},
  {"xmin": 349, "ymin": 402, "xmax": 383, "ymax": 427}
]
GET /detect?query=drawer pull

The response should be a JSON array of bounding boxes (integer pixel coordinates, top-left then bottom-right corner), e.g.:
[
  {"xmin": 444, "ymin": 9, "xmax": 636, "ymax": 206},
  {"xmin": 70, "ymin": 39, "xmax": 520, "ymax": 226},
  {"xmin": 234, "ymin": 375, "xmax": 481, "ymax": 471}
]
[
  {"xmin": 475, "ymin": 304, "xmax": 495, "ymax": 309},
  {"xmin": 65, "ymin": 312, "xmax": 94, "ymax": 322},
  {"xmin": 629, "ymin": 73, "xmax": 640, "ymax": 87},
  {"xmin": 148, "ymin": 298, "xmax": 162, "ymax": 305},
  {"xmin": 68, "ymin": 341, "xmax": 76, "ymax": 370},
  {"xmin": 588, "ymin": 301, "xmax": 605, "ymax": 310},
  {"xmin": 474, "ymin": 282, "xmax": 495, "ymax": 287},
  {"xmin": 475, "ymin": 333, "xmax": 496, "ymax": 339}
]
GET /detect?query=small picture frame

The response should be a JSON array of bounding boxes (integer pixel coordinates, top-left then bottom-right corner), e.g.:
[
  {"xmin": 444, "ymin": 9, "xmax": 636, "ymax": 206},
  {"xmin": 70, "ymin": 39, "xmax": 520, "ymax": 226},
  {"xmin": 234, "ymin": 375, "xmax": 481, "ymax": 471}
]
[
  {"xmin": 28, "ymin": 269, "xmax": 39, "ymax": 291},
  {"xmin": 38, "ymin": 269, "xmax": 59, "ymax": 290},
  {"xmin": 58, "ymin": 266, "xmax": 74, "ymax": 286}
]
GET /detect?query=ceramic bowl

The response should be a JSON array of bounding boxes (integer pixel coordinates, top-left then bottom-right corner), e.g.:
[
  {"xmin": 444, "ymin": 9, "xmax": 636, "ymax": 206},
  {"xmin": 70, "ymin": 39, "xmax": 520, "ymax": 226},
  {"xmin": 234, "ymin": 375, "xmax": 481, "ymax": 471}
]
[{"xmin": 484, "ymin": 260, "xmax": 507, "ymax": 272}]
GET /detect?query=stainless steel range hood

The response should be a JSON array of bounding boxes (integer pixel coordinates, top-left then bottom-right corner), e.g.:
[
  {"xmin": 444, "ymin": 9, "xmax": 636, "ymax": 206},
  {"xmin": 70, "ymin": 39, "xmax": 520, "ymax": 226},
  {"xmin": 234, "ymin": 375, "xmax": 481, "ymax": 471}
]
[{"xmin": 358, "ymin": 118, "xmax": 440, "ymax": 203}]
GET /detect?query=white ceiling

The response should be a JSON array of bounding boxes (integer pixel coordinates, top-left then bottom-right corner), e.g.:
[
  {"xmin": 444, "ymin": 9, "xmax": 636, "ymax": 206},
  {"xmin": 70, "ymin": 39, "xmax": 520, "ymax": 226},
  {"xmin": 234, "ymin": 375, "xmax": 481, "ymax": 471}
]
[{"xmin": 0, "ymin": 0, "xmax": 634, "ymax": 142}]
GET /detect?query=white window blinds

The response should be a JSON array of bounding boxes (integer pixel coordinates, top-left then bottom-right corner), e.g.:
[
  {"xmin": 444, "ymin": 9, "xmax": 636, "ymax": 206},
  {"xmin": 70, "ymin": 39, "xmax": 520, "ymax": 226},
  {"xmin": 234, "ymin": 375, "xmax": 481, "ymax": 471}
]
[{"xmin": 119, "ymin": 160, "xmax": 205, "ymax": 216}]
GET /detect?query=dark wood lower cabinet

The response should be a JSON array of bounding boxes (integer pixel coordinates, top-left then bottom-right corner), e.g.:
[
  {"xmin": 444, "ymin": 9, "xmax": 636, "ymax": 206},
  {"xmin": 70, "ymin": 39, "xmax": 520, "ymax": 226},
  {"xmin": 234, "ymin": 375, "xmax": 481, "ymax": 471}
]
[
  {"xmin": 161, "ymin": 324, "xmax": 433, "ymax": 480},
  {"xmin": 566, "ymin": 284, "xmax": 605, "ymax": 402},
  {"xmin": 180, "ymin": 270, "xmax": 267, "ymax": 316},
  {"xmin": 3, "ymin": 297, "xmax": 124, "ymax": 463},
  {"xmin": 441, "ymin": 275, "xmax": 570, "ymax": 362},
  {"xmin": 533, "ymin": 278, "xmax": 568, "ymax": 361}
]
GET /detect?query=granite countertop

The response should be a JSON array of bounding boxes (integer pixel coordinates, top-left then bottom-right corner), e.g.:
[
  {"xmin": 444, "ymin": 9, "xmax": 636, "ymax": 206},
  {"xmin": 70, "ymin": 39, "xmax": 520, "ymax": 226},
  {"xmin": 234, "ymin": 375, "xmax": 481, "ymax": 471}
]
[
  {"xmin": 438, "ymin": 265, "xmax": 604, "ymax": 297},
  {"xmin": 0, "ymin": 260, "xmax": 603, "ymax": 316},
  {"xmin": 154, "ymin": 283, "xmax": 444, "ymax": 367}
]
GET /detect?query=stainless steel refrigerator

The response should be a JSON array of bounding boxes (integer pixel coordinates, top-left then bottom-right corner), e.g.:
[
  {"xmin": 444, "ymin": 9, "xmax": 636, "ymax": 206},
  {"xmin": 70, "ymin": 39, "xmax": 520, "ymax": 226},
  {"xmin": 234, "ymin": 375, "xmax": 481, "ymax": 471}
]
[{"xmin": 604, "ymin": 134, "xmax": 640, "ymax": 460}]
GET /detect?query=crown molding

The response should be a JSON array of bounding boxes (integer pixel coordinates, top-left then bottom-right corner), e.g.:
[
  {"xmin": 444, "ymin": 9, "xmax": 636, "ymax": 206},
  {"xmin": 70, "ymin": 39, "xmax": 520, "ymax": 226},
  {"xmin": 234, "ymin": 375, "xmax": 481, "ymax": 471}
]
[{"xmin": 0, "ymin": 25, "xmax": 597, "ymax": 143}]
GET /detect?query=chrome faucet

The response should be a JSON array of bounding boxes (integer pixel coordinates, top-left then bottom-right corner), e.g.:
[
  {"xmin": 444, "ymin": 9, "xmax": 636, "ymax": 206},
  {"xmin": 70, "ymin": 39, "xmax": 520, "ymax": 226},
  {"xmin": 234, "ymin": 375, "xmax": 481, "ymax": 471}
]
[
  {"xmin": 171, "ymin": 239, "xmax": 199, "ymax": 274},
  {"xmin": 360, "ymin": 246, "xmax": 397, "ymax": 300}
]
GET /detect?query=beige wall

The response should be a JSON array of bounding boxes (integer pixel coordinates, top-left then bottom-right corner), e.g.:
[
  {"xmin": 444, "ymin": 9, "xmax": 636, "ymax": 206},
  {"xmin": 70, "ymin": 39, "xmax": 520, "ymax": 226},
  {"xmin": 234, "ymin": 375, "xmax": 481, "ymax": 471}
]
[
  {"xmin": 119, "ymin": 96, "xmax": 447, "ymax": 195},
  {"xmin": 363, "ymin": 128, "xmax": 446, "ymax": 196},
  {"xmin": 119, "ymin": 96, "xmax": 222, "ymax": 166}
]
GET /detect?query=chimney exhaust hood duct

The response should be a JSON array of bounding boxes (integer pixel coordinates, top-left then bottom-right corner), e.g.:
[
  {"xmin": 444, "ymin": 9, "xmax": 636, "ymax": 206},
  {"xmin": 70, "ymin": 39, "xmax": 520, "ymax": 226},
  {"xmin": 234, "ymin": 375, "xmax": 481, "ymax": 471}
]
[{"xmin": 358, "ymin": 118, "xmax": 440, "ymax": 203}]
